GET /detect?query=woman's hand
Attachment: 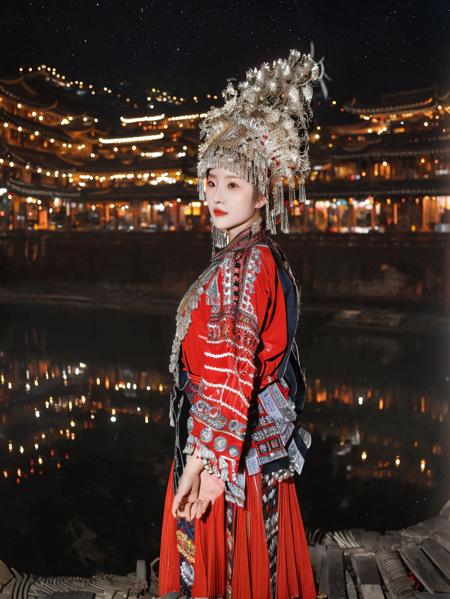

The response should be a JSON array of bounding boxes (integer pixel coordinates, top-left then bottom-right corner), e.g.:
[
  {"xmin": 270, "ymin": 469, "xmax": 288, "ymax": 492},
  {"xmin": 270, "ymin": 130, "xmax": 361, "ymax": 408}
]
[
  {"xmin": 193, "ymin": 470, "xmax": 226, "ymax": 520},
  {"xmin": 171, "ymin": 447, "xmax": 206, "ymax": 519},
  {"xmin": 171, "ymin": 468, "xmax": 201, "ymax": 519}
]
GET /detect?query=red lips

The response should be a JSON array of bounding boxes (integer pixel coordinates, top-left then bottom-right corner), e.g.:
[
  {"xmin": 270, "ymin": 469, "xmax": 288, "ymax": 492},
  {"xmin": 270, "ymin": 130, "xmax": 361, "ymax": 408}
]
[{"xmin": 213, "ymin": 209, "xmax": 228, "ymax": 216}]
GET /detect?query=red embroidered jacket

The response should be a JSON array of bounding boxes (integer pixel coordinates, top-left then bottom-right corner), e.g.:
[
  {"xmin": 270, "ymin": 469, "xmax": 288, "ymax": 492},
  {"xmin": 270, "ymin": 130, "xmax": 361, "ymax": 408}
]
[{"xmin": 181, "ymin": 228, "xmax": 288, "ymax": 488}]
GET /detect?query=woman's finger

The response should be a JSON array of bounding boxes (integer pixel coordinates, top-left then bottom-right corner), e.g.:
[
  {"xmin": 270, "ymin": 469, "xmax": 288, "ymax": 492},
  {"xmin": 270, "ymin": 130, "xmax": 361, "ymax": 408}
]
[
  {"xmin": 171, "ymin": 497, "xmax": 181, "ymax": 518},
  {"xmin": 172, "ymin": 486, "xmax": 190, "ymax": 517},
  {"xmin": 172, "ymin": 492, "xmax": 190, "ymax": 518},
  {"xmin": 178, "ymin": 500, "xmax": 192, "ymax": 520},
  {"xmin": 183, "ymin": 501, "xmax": 194, "ymax": 521},
  {"xmin": 196, "ymin": 500, "xmax": 207, "ymax": 519},
  {"xmin": 188, "ymin": 501, "xmax": 199, "ymax": 522}
]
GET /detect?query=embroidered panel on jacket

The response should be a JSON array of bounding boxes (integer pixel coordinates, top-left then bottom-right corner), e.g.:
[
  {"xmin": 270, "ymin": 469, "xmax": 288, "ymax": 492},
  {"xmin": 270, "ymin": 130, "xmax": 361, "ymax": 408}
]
[{"xmin": 183, "ymin": 244, "xmax": 264, "ymax": 486}]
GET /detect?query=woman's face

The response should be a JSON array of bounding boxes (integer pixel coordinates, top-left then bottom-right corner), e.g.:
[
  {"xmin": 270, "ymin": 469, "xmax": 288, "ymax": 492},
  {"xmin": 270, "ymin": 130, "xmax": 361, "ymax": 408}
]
[{"xmin": 204, "ymin": 167, "xmax": 267, "ymax": 238}]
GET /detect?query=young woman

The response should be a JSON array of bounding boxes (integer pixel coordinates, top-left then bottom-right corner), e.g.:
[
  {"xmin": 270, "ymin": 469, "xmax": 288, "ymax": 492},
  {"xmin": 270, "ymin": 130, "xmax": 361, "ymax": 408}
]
[{"xmin": 158, "ymin": 48, "xmax": 325, "ymax": 599}]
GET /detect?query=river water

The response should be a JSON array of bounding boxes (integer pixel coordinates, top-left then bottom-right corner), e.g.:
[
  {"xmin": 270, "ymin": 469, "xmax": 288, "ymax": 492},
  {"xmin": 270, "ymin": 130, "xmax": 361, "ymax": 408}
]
[{"xmin": 0, "ymin": 302, "xmax": 448, "ymax": 577}]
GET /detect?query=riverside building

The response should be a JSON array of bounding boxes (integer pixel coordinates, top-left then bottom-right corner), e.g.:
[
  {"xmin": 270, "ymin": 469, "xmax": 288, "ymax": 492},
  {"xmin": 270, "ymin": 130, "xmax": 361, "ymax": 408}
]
[{"xmin": 0, "ymin": 67, "xmax": 448, "ymax": 233}]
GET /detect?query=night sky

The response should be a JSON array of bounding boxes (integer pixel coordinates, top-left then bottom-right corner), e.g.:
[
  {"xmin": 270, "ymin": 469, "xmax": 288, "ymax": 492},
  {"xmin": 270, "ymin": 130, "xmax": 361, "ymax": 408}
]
[{"xmin": 1, "ymin": 0, "xmax": 449, "ymax": 103}]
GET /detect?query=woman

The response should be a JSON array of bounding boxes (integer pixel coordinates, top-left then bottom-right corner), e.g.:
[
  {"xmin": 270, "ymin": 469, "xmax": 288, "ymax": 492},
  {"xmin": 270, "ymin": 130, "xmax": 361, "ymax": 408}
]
[{"xmin": 158, "ymin": 48, "xmax": 325, "ymax": 599}]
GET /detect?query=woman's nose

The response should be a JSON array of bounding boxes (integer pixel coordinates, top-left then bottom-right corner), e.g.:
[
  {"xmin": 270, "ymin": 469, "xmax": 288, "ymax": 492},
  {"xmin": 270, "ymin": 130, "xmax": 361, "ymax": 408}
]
[{"xmin": 210, "ymin": 185, "xmax": 224, "ymax": 202}]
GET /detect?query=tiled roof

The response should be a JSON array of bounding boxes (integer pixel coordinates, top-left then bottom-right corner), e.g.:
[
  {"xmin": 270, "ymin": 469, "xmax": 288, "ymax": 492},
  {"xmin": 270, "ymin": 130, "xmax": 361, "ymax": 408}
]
[
  {"xmin": 307, "ymin": 177, "xmax": 450, "ymax": 198},
  {"xmin": 344, "ymin": 85, "xmax": 447, "ymax": 115}
]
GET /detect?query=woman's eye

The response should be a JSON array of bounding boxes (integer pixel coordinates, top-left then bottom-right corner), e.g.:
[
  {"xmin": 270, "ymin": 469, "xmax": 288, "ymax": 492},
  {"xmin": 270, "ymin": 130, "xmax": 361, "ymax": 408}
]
[{"xmin": 206, "ymin": 180, "xmax": 238, "ymax": 188}]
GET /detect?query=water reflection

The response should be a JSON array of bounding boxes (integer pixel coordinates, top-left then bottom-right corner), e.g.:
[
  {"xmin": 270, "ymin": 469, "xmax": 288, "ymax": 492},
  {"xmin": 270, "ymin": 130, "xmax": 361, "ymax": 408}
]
[{"xmin": 0, "ymin": 303, "xmax": 448, "ymax": 576}]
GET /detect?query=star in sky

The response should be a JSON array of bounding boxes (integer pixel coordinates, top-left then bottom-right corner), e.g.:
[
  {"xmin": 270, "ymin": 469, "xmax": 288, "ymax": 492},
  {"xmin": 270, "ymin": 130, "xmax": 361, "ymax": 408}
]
[{"xmin": 0, "ymin": 0, "xmax": 448, "ymax": 101}]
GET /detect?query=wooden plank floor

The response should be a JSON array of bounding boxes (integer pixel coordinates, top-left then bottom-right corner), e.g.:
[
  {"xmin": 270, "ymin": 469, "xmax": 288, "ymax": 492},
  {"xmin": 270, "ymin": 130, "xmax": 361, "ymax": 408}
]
[
  {"xmin": 310, "ymin": 500, "xmax": 450, "ymax": 598},
  {"xmin": 0, "ymin": 503, "xmax": 449, "ymax": 598}
]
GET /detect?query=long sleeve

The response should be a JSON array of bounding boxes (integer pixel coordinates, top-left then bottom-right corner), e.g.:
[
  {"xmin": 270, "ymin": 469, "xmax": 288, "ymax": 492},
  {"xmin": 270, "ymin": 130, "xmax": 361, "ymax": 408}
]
[{"xmin": 183, "ymin": 243, "xmax": 287, "ymax": 483}]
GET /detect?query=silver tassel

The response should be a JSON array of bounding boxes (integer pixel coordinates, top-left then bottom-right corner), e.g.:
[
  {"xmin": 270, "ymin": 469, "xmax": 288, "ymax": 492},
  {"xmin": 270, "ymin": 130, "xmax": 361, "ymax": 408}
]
[
  {"xmin": 299, "ymin": 181, "xmax": 306, "ymax": 203},
  {"xmin": 281, "ymin": 204, "xmax": 290, "ymax": 233},
  {"xmin": 267, "ymin": 205, "xmax": 276, "ymax": 234},
  {"xmin": 273, "ymin": 184, "xmax": 279, "ymax": 219},
  {"xmin": 288, "ymin": 181, "xmax": 295, "ymax": 208},
  {"xmin": 198, "ymin": 180, "xmax": 205, "ymax": 201},
  {"xmin": 212, "ymin": 223, "xmax": 228, "ymax": 249},
  {"xmin": 265, "ymin": 201, "xmax": 271, "ymax": 232}
]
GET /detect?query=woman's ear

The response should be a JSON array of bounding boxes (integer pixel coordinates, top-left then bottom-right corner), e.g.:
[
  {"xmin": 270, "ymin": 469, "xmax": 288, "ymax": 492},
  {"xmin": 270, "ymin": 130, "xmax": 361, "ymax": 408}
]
[{"xmin": 255, "ymin": 194, "xmax": 268, "ymax": 209}]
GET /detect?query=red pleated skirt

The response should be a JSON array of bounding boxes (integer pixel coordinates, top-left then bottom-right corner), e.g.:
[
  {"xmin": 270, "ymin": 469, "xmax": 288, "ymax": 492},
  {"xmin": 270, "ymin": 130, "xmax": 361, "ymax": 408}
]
[{"xmin": 158, "ymin": 461, "xmax": 316, "ymax": 599}]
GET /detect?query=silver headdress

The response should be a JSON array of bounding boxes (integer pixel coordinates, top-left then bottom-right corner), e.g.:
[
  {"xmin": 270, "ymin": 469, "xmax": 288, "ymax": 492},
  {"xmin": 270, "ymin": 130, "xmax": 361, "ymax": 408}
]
[{"xmin": 197, "ymin": 46, "xmax": 329, "ymax": 249}]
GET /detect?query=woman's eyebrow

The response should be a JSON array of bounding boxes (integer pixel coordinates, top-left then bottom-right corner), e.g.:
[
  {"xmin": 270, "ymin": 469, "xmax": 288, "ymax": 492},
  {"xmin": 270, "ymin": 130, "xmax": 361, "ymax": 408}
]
[{"xmin": 207, "ymin": 174, "xmax": 241, "ymax": 180}]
